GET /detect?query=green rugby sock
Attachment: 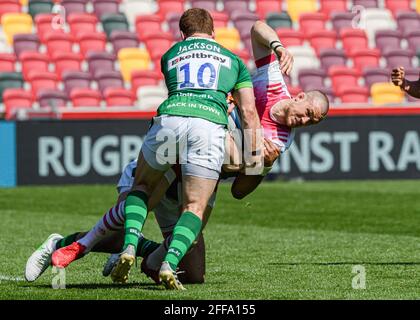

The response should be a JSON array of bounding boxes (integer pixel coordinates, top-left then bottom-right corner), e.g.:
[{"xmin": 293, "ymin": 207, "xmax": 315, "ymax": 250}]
[
  {"xmin": 164, "ymin": 211, "xmax": 202, "ymax": 270},
  {"xmin": 123, "ymin": 190, "xmax": 148, "ymax": 252},
  {"xmin": 136, "ymin": 237, "xmax": 160, "ymax": 258},
  {"xmin": 55, "ymin": 232, "xmax": 79, "ymax": 250}
]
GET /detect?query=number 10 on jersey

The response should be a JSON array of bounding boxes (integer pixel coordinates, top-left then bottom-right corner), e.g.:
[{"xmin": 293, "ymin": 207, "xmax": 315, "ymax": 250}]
[{"xmin": 178, "ymin": 61, "xmax": 219, "ymax": 90}]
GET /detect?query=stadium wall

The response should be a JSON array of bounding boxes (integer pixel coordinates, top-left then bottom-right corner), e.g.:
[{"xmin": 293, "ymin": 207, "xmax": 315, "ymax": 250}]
[{"xmin": 1, "ymin": 111, "xmax": 420, "ymax": 186}]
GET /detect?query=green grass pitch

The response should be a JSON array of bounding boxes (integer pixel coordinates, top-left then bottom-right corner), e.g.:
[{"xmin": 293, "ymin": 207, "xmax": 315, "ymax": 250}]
[{"xmin": 0, "ymin": 181, "xmax": 419, "ymax": 299}]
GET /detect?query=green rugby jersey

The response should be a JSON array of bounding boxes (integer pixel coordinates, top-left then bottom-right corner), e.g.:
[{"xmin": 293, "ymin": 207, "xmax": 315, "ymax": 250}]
[{"xmin": 157, "ymin": 37, "xmax": 253, "ymax": 126}]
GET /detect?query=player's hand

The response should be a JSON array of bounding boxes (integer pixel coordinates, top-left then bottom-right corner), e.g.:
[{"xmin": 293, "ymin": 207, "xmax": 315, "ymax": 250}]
[
  {"xmin": 274, "ymin": 46, "xmax": 294, "ymax": 76},
  {"xmin": 391, "ymin": 67, "xmax": 406, "ymax": 88},
  {"xmin": 263, "ymin": 138, "xmax": 280, "ymax": 167}
]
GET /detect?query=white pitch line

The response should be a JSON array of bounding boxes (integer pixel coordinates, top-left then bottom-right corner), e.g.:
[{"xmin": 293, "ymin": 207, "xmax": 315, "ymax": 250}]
[{"xmin": 0, "ymin": 275, "xmax": 26, "ymax": 282}]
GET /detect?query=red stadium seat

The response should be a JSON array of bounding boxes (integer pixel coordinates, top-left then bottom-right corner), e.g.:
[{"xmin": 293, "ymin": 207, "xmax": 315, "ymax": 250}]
[
  {"xmin": 157, "ymin": 0, "xmax": 185, "ymax": 21},
  {"xmin": 68, "ymin": 13, "xmax": 98, "ymax": 37},
  {"xmin": 77, "ymin": 32, "xmax": 107, "ymax": 56},
  {"xmin": 385, "ymin": 0, "xmax": 412, "ymax": 17},
  {"xmin": 53, "ymin": 52, "xmax": 82, "ymax": 79},
  {"xmin": 27, "ymin": 71, "xmax": 59, "ymax": 97},
  {"xmin": 37, "ymin": 89, "xmax": 68, "ymax": 108},
  {"xmin": 143, "ymin": 32, "xmax": 173, "ymax": 66},
  {"xmin": 0, "ymin": 1, "xmax": 21, "ymax": 20},
  {"xmin": 298, "ymin": 13, "xmax": 327, "ymax": 35},
  {"xmin": 350, "ymin": 48, "xmax": 380, "ymax": 73},
  {"xmin": 3, "ymin": 88, "xmax": 32, "ymax": 120},
  {"xmin": 211, "ymin": 11, "xmax": 229, "ymax": 28},
  {"xmin": 232, "ymin": 48, "xmax": 251, "ymax": 65},
  {"xmin": 329, "ymin": 66, "xmax": 360, "ymax": 94},
  {"xmin": 104, "ymin": 87, "xmax": 135, "ymax": 106},
  {"xmin": 131, "ymin": 70, "xmax": 161, "ymax": 94},
  {"xmin": 20, "ymin": 51, "xmax": 49, "ymax": 80},
  {"xmin": 135, "ymin": 14, "xmax": 162, "ymax": 41},
  {"xmin": 337, "ymin": 86, "xmax": 369, "ymax": 103},
  {"xmin": 44, "ymin": 32, "xmax": 74, "ymax": 59},
  {"xmin": 35, "ymin": 14, "xmax": 65, "ymax": 43},
  {"xmin": 340, "ymin": 28, "xmax": 368, "ymax": 56},
  {"xmin": 276, "ymin": 28, "xmax": 304, "ymax": 47},
  {"xmin": 320, "ymin": 0, "xmax": 347, "ymax": 17},
  {"xmin": 70, "ymin": 88, "xmax": 102, "ymax": 107},
  {"xmin": 308, "ymin": 29, "xmax": 337, "ymax": 56},
  {"xmin": 255, "ymin": 0, "xmax": 282, "ymax": 20},
  {"xmin": 0, "ymin": 53, "xmax": 16, "ymax": 72}
]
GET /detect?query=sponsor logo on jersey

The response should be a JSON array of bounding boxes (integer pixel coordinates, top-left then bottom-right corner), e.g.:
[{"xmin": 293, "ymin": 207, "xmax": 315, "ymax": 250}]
[{"xmin": 168, "ymin": 50, "xmax": 231, "ymax": 70}]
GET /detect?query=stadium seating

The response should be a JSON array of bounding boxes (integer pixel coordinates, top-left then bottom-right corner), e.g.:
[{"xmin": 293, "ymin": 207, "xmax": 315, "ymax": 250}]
[
  {"xmin": 190, "ymin": 0, "xmax": 217, "ymax": 12},
  {"xmin": 92, "ymin": 0, "xmax": 120, "ymax": 19},
  {"xmin": 331, "ymin": 12, "xmax": 356, "ymax": 32},
  {"xmin": 143, "ymin": 32, "xmax": 173, "ymax": 67},
  {"xmin": 211, "ymin": 11, "xmax": 229, "ymax": 28},
  {"xmin": 298, "ymin": 13, "xmax": 327, "ymax": 34},
  {"xmin": 353, "ymin": 0, "xmax": 377, "ymax": 8},
  {"xmin": 363, "ymin": 68, "xmax": 390, "ymax": 89},
  {"xmin": 122, "ymin": 0, "xmax": 156, "ymax": 24},
  {"xmin": 396, "ymin": 12, "xmax": 420, "ymax": 35},
  {"xmin": 35, "ymin": 14, "xmax": 64, "ymax": 43},
  {"xmin": 101, "ymin": 13, "xmax": 129, "ymax": 38},
  {"xmin": 20, "ymin": 51, "xmax": 49, "ymax": 80},
  {"xmin": 53, "ymin": 52, "xmax": 83, "ymax": 79},
  {"xmin": 383, "ymin": 49, "xmax": 414, "ymax": 69},
  {"xmin": 118, "ymin": 48, "xmax": 151, "ymax": 81},
  {"xmin": 266, "ymin": 12, "xmax": 293, "ymax": 30},
  {"xmin": 61, "ymin": 0, "xmax": 87, "ymax": 17},
  {"xmin": 0, "ymin": 72, "xmax": 24, "ymax": 103},
  {"xmin": 276, "ymin": 29, "xmax": 304, "ymax": 47},
  {"xmin": 285, "ymin": 0, "xmax": 317, "ymax": 22},
  {"xmin": 308, "ymin": 30, "xmax": 337, "ymax": 56},
  {"xmin": 3, "ymin": 88, "xmax": 32, "ymax": 119},
  {"xmin": 215, "ymin": 28, "xmax": 241, "ymax": 51},
  {"xmin": 231, "ymin": 11, "xmax": 258, "ymax": 39},
  {"xmin": 340, "ymin": 28, "xmax": 368, "ymax": 56},
  {"xmin": 68, "ymin": 14, "xmax": 99, "ymax": 38},
  {"xmin": 104, "ymin": 87, "xmax": 135, "ymax": 106},
  {"xmin": 87, "ymin": 51, "xmax": 116, "ymax": 77},
  {"xmin": 255, "ymin": 0, "xmax": 283, "ymax": 20},
  {"xmin": 135, "ymin": 14, "xmax": 162, "ymax": 40},
  {"xmin": 385, "ymin": 0, "xmax": 412, "ymax": 17},
  {"xmin": 130, "ymin": 70, "xmax": 161, "ymax": 94},
  {"xmin": 28, "ymin": 0, "xmax": 54, "ymax": 18},
  {"xmin": 70, "ymin": 88, "xmax": 102, "ymax": 106},
  {"xmin": 110, "ymin": 31, "xmax": 139, "ymax": 53},
  {"xmin": 37, "ymin": 89, "xmax": 68, "ymax": 108},
  {"xmin": 62, "ymin": 71, "xmax": 91, "ymax": 96},
  {"xmin": 298, "ymin": 69, "xmax": 326, "ymax": 91},
  {"xmin": 375, "ymin": 30, "xmax": 402, "ymax": 54},
  {"xmin": 96, "ymin": 70, "xmax": 124, "ymax": 94},
  {"xmin": 166, "ymin": 12, "xmax": 182, "ymax": 41},
  {"xmin": 350, "ymin": 48, "xmax": 380, "ymax": 73},
  {"xmin": 336, "ymin": 86, "xmax": 369, "ymax": 103},
  {"xmin": 371, "ymin": 82, "xmax": 404, "ymax": 105},
  {"xmin": 329, "ymin": 66, "xmax": 359, "ymax": 94},
  {"xmin": 319, "ymin": 49, "xmax": 346, "ymax": 71},
  {"xmin": 0, "ymin": 54, "xmax": 17, "ymax": 72},
  {"xmin": 1, "ymin": 13, "xmax": 33, "ymax": 44},
  {"xmin": 13, "ymin": 34, "xmax": 39, "ymax": 58},
  {"xmin": 319, "ymin": 0, "xmax": 347, "ymax": 17},
  {"xmin": 157, "ymin": 0, "xmax": 185, "ymax": 20},
  {"xmin": 0, "ymin": 1, "xmax": 21, "ymax": 20},
  {"xmin": 287, "ymin": 46, "xmax": 319, "ymax": 80},
  {"xmin": 27, "ymin": 71, "xmax": 58, "ymax": 97},
  {"xmin": 223, "ymin": 0, "xmax": 250, "ymax": 15},
  {"xmin": 77, "ymin": 32, "xmax": 107, "ymax": 56},
  {"xmin": 44, "ymin": 32, "xmax": 74, "ymax": 59},
  {"xmin": 363, "ymin": 9, "xmax": 397, "ymax": 46}
]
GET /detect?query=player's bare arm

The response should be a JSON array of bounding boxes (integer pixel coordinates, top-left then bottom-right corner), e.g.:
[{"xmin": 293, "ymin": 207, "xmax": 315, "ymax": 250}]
[
  {"xmin": 251, "ymin": 20, "xmax": 294, "ymax": 75},
  {"xmin": 232, "ymin": 88, "xmax": 263, "ymax": 169},
  {"xmin": 392, "ymin": 67, "xmax": 420, "ymax": 99}
]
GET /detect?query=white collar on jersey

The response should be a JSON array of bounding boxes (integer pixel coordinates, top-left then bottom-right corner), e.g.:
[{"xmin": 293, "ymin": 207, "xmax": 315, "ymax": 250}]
[{"xmin": 185, "ymin": 36, "xmax": 216, "ymax": 42}]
